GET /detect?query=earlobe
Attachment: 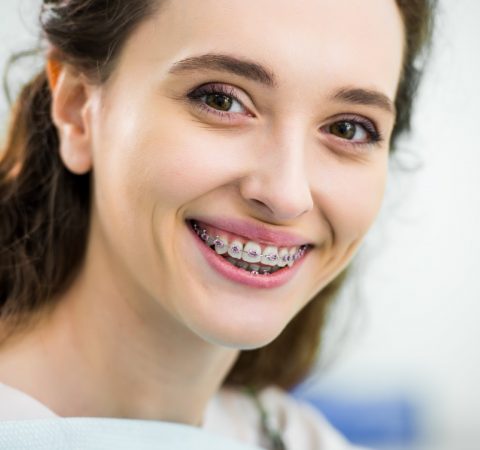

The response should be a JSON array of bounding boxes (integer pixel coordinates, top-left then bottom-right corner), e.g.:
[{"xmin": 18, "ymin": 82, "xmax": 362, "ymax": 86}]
[{"xmin": 48, "ymin": 60, "xmax": 94, "ymax": 175}]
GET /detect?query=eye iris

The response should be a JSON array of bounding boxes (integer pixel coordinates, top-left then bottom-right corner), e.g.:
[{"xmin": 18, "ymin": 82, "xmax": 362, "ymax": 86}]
[
  {"xmin": 206, "ymin": 94, "xmax": 233, "ymax": 111},
  {"xmin": 331, "ymin": 121, "xmax": 356, "ymax": 139}
]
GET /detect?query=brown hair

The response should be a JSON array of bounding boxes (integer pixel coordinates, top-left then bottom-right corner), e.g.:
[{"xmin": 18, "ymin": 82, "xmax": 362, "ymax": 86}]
[{"xmin": 0, "ymin": 0, "xmax": 436, "ymax": 390}]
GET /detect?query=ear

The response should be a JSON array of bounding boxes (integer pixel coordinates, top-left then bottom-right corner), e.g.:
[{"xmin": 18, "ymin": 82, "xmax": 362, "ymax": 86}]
[{"xmin": 47, "ymin": 59, "xmax": 95, "ymax": 175}]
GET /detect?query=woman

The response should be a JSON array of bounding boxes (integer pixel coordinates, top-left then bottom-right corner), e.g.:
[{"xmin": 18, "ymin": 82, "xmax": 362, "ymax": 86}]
[{"xmin": 0, "ymin": 0, "xmax": 435, "ymax": 448}]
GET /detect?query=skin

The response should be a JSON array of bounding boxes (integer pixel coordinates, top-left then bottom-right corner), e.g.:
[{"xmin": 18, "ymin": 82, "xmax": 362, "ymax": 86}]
[{"xmin": 0, "ymin": 0, "xmax": 404, "ymax": 426}]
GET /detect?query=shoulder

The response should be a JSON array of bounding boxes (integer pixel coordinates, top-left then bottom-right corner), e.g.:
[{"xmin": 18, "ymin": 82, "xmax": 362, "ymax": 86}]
[{"xmin": 203, "ymin": 385, "xmax": 371, "ymax": 450}]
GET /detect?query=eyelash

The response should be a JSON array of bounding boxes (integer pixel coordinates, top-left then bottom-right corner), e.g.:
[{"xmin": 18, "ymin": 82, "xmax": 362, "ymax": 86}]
[
  {"xmin": 325, "ymin": 114, "xmax": 384, "ymax": 151},
  {"xmin": 187, "ymin": 83, "xmax": 250, "ymax": 122},
  {"xmin": 186, "ymin": 83, "xmax": 384, "ymax": 149}
]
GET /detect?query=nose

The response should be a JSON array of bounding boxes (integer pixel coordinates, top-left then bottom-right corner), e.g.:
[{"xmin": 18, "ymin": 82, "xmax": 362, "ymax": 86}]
[{"xmin": 239, "ymin": 127, "xmax": 314, "ymax": 222}]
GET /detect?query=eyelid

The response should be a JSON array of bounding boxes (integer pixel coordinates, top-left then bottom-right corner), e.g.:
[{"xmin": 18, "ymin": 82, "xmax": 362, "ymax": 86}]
[
  {"xmin": 186, "ymin": 82, "xmax": 255, "ymax": 119},
  {"xmin": 321, "ymin": 114, "xmax": 384, "ymax": 150}
]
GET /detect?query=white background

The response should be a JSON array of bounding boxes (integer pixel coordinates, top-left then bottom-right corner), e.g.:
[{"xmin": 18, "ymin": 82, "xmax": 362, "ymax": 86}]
[{"xmin": 1, "ymin": 1, "xmax": 479, "ymax": 450}]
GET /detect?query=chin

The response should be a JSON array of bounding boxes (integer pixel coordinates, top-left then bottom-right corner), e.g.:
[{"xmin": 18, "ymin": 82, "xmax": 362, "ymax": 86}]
[
  {"xmin": 189, "ymin": 313, "xmax": 287, "ymax": 350},
  {"xmin": 172, "ymin": 276, "xmax": 300, "ymax": 350}
]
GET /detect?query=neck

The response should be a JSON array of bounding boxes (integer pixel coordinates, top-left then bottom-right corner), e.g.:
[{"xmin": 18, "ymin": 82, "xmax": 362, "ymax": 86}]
[{"xmin": 0, "ymin": 247, "xmax": 240, "ymax": 425}]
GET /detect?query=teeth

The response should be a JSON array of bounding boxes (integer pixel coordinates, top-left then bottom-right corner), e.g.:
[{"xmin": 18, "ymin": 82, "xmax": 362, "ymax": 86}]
[
  {"xmin": 277, "ymin": 248, "xmax": 290, "ymax": 267},
  {"xmin": 213, "ymin": 236, "xmax": 229, "ymax": 255},
  {"xmin": 226, "ymin": 257, "xmax": 240, "ymax": 266},
  {"xmin": 288, "ymin": 247, "xmax": 298, "ymax": 268},
  {"xmin": 191, "ymin": 220, "xmax": 307, "ymax": 268},
  {"xmin": 242, "ymin": 241, "xmax": 262, "ymax": 263},
  {"xmin": 261, "ymin": 246, "xmax": 279, "ymax": 266},
  {"xmin": 227, "ymin": 240, "xmax": 243, "ymax": 260},
  {"xmin": 236, "ymin": 260, "xmax": 249, "ymax": 270},
  {"xmin": 224, "ymin": 256, "xmax": 271, "ymax": 274}
]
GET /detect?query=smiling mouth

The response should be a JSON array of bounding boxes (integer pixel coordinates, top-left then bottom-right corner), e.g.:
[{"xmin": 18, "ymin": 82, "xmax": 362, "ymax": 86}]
[{"xmin": 187, "ymin": 219, "xmax": 311, "ymax": 275}]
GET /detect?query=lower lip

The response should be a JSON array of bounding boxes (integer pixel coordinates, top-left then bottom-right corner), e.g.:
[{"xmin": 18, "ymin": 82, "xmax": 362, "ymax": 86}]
[{"xmin": 187, "ymin": 221, "xmax": 310, "ymax": 289}]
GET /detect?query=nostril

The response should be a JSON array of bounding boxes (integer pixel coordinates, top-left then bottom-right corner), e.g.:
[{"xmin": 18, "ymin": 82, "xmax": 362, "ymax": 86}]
[{"xmin": 250, "ymin": 198, "xmax": 274, "ymax": 214}]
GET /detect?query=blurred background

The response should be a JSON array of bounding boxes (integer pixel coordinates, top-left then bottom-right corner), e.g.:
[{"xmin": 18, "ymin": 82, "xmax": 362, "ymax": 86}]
[{"xmin": 1, "ymin": 1, "xmax": 479, "ymax": 450}]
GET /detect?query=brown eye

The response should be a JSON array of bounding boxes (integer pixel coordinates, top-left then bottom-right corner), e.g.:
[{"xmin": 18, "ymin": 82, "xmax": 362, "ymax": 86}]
[
  {"xmin": 205, "ymin": 94, "xmax": 233, "ymax": 111},
  {"xmin": 330, "ymin": 121, "xmax": 357, "ymax": 140},
  {"xmin": 321, "ymin": 116, "xmax": 382, "ymax": 148}
]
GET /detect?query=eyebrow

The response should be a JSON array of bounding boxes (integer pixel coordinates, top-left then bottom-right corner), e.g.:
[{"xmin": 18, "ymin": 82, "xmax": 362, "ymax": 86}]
[
  {"xmin": 168, "ymin": 53, "xmax": 277, "ymax": 87},
  {"xmin": 168, "ymin": 53, "xmax": 395, "ymax": 115},
  {"xmin": 330, "ymin": 87, "xmax": 396, "ymax": 116}
]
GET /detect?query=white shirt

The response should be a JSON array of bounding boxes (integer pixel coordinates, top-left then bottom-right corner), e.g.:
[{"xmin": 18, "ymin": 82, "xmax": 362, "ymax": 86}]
[{"xmin": 0, "ymin": 381, "xmax": 369, "ymax": 449}]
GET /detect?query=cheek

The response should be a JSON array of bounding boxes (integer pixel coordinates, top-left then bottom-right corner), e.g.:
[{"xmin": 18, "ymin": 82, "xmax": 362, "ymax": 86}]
[
  {"xmin": 92, "ymin": 76, "xmax": 256, "ymax": 212},
  {"xmin": 317, "ymin": 159, "xmax": 388, "ymax": 242},
  {"xmin": 113, "ymin": 123, "xmax": 252, "ymax": 211},
  {"xmin": 91, "ymin": 94, "xmax": 252, "ymax": 236}
]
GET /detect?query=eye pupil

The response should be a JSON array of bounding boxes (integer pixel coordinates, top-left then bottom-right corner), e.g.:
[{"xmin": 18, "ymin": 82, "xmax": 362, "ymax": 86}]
[
  {"xmin": 206, "ymin": 94, "xmax": 232, "ymax": 111},
  {"xmin": 331, "ymin": 121, "xmax": 356, "ymax": 139}
]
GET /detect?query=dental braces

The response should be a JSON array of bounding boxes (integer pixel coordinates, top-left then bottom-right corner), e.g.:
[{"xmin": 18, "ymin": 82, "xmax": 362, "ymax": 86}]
[{"xmin": 192, "ymin": 221, "xmax": 308, "ymax": 265}]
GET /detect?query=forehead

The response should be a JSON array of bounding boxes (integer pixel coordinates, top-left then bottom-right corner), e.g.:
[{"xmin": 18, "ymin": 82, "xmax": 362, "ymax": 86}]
[{"xmin": 123, "ymin": 0, "xmax": 405, "ymax": 99}]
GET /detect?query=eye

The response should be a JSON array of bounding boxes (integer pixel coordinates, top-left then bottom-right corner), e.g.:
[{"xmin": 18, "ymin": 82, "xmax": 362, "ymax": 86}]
[
  {"xmin": 330, "ymin": 121, "xmax": 367, "ymax": 141},
  {"xmin": 323, "ymin": 116, "xmax": 383, "ymax": 149},
  {"xmin": 203, "ymin": 92, "xmax": 244, "ymax": 113},
  {"xmin": 186, "ymin": 83, "xmax": 252, "ymax": 120}
]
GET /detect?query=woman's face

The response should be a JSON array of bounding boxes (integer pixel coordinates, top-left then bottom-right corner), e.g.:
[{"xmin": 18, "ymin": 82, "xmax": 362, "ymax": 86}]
[{"xmin": 82, "ymin": 0, "xmax": 404, "ymax": 348}]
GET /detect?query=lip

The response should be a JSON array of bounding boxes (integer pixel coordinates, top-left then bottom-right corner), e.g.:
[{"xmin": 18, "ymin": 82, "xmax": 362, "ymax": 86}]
[
  {"xmin": 187, "ymin": 222, "xmax": 311, "ymax": 289},
  {"xmin": 187, "ymin": 216, "xmax": 312, "ymax": 247}
]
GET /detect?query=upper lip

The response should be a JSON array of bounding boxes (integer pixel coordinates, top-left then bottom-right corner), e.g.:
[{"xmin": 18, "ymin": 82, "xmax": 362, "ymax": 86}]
[{"xmin": 188, "ymin": 216, "xmax": 313, "ymax": 247}]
